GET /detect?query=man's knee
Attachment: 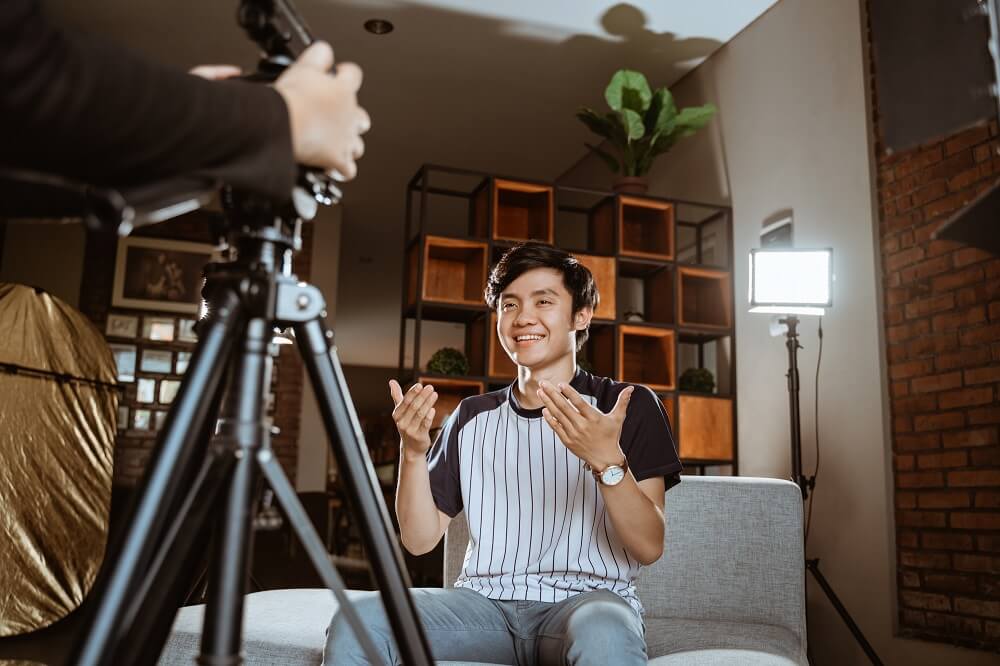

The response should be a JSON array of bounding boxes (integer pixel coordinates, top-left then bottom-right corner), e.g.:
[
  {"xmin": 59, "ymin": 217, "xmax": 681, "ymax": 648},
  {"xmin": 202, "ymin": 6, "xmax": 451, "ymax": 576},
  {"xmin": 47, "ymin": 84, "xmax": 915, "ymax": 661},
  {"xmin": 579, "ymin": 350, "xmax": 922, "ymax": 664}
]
[
  {"xmin": 564, "ymin": 594, "xmax": 645, "ymax": 659},
  {"xmin": 325, "ymin": 591, "xmax": 391, "ymax": 663}
]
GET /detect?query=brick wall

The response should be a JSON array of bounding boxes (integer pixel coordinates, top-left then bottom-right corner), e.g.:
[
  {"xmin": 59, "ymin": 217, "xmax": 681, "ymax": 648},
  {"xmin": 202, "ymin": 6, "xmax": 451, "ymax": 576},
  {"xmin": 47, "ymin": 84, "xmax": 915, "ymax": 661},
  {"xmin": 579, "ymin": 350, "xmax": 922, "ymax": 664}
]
[
  {"xmin": 80, "ymin": 213, "xmax": 313, "ymax": 487},
  {"xmin": 868, "ymin": 12, "xmax": 1000, "ymax": 649}
]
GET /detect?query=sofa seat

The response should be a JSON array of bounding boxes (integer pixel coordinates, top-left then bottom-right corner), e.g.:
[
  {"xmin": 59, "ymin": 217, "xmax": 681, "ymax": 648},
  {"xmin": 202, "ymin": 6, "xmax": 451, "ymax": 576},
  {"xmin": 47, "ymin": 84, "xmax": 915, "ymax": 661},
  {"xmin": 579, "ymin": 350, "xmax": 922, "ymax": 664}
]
[{"xmin": 645, "ymin": 618, "xmax": 804, "ymax": 665}]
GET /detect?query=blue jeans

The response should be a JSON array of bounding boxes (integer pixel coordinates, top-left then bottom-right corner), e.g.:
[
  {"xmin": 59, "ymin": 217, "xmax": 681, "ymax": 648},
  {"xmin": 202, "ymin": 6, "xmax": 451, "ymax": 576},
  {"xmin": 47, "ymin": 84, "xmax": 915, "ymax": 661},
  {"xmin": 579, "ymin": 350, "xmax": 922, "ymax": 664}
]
[{"xmin": 324, "ymin": 587, "xmax": 647, "ymax": 665}]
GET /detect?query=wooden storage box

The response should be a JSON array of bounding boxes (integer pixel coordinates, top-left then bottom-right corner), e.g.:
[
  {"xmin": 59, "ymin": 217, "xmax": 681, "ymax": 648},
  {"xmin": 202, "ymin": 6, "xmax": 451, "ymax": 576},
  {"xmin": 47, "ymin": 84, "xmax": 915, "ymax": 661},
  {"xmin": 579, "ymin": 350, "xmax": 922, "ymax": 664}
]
[
  {"xmin": 574, "ymin": 253, "xmax": 616, "ymax": 321},
  {"xmin": 618, "ymin": 325, "xmax": 675, "ymax": 391},
  {"xmin": 678, "ymin": 395, "xmax": 733, "ymax": 461},
  {"xmin": 473, "ymin": 179, "xmax": 553, "ymax": 243},
  {"xmin": 407, "ymin": 236, "xmax": 488, "ymax": 307},
  {"xmin": 678, "ymin": 266, "xmax": 731, "ymax": 328}
]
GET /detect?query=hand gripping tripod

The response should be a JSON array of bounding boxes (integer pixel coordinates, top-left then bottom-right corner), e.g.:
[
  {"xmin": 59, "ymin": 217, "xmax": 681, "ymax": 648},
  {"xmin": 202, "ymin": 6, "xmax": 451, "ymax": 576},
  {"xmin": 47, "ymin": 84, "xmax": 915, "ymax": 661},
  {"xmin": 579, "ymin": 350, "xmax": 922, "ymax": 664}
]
[{"xmin": 68, "ymin": 191, "xmax": 434, "ymax": 665}]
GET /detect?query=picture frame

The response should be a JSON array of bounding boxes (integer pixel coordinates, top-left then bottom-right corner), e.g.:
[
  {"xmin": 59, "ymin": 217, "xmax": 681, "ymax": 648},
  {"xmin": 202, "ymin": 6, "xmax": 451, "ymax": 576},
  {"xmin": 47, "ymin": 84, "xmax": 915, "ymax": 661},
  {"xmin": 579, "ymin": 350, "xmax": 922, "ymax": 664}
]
[
  {"xmin": 112, "ymin": 237, "xmax": 215, "ymax": 314},
  {"xmin": 177, "ymin": 318, "xmax": 198, "ymax": 343},
  {"xmin": 140, "ymin": 349, "xmax": 173, "ymax": 374},
  {"xmin": 175, "ymin": 351, "xmax": 192, "ymax": 375},
  {"xmin": 133, "ymin": 409, "xmax": 152, "ymax": 431},
  {"xmin": 109, "ymin": 344, "xmax": 137, "ymax": 382},
  {"xmin": 142, "ymin": 316, "xmax": 175, "ymax": 342},
  {"xmin": 159, "ymin": 379, "xmax": 181, "ymax": 405},
  {"xmin": 136, "ymin": 378, "xmax": 157, "ymax": 404},
  {"xmin": 106, "ymin": 313, "xmax": 139, "ymax": 338}
]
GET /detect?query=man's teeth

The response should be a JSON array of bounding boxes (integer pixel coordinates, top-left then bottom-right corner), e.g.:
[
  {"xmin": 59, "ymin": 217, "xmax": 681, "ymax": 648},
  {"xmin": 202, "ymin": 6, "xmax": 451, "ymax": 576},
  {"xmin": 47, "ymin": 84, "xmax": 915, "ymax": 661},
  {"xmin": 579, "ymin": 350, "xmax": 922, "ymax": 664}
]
[{"xmin": 516, "ymin": 335, "xmax": 544, "ymax": 341}]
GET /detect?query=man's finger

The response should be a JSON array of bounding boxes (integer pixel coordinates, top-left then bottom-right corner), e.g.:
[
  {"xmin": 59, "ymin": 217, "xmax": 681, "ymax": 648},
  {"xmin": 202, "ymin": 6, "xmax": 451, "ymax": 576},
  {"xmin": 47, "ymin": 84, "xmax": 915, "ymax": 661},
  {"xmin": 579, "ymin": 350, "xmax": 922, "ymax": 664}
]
[
  {"xmin": 388, "ymin": 379, "xmax": 404, "ymax": 406},
  {"xmin": 611, "ymin": 386, "xmax": 635, "ymax": 420},
  {"xmin": 542, "ymin": 407, "xmax": 570, "ymax": 445},
  {"xmin": 557, "ymin": 383, "xmax": 597, "ymax": 420},
  {"xmin": 298, "ymin": 40, "xmax": 334, "ymax": 72},
  {"xmin": 538, "ymin": 383, "xmax": 582, "ymax": 437},
  {"xmin": 335, "ymin": 62, "xmax": 363, "ymax": 92},
  {"xmin": 397, "ymin": 386, "xmax": 435, "ymax": 432}
]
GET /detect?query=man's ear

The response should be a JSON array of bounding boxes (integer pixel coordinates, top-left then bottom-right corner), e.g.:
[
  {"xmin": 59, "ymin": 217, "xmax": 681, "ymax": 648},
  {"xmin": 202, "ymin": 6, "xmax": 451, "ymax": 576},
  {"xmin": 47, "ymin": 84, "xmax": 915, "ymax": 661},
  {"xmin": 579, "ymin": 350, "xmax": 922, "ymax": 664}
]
[{"xmin": 573, "ymin": 306, "xmax": 594, "ymax": 331}]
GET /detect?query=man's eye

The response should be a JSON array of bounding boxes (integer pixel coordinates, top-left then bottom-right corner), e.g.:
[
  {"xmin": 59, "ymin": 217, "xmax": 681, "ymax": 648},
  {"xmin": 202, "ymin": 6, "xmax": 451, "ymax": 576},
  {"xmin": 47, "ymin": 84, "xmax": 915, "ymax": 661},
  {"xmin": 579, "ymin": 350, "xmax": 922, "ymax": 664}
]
[
  {"xmin": 502, "ymin": 302, "xmax": 515, "ymax": 310},
  {"xmin": 538, "ymin": 299, "xmax": 551, "ymax": 305}
]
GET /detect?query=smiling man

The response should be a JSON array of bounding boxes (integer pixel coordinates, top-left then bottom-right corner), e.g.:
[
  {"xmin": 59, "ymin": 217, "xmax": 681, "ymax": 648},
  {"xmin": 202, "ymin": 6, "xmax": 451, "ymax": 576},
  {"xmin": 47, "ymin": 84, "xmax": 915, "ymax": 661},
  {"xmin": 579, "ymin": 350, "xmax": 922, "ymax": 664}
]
[{"xmin": 325, "ymin": 242, "xmax": 683, "ymax": 665}]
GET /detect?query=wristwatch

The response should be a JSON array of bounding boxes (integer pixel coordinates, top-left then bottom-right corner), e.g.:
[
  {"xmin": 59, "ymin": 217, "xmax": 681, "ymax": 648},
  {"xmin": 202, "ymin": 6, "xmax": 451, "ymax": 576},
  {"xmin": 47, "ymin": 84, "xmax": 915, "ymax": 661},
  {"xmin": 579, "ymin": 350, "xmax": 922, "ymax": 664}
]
[{"xmin": 586, "ymin": 457, "xmax": 629, "ymax": 487}]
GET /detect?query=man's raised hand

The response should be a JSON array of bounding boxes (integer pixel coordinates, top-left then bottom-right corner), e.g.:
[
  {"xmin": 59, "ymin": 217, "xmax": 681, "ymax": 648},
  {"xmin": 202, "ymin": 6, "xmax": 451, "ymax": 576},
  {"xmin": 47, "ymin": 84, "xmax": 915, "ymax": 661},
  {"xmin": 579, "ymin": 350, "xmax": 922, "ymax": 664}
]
[
  {"xmin": 537, "ymin": 381, "xmax": 634, "ymax": 471},
  {"xmin": 388, "ymin": 380, "xmax": 438, "ymax": 458}
]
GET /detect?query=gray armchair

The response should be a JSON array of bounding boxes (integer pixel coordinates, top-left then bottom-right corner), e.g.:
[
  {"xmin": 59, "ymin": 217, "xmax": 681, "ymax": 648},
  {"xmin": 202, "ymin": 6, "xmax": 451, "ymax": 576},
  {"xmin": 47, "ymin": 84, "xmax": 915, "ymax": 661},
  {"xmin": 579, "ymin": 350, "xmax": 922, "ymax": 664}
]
[{"xmin": 163, "ymin": 476, "xmax": 808, "ymax": 665}]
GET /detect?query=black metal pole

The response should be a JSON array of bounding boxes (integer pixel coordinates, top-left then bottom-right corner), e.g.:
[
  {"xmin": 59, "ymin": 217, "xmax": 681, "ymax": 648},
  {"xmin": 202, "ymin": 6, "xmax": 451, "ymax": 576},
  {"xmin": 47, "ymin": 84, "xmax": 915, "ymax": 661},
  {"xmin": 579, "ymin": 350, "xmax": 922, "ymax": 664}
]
[
  {"xmin": 780, "ymin": 315, "xmax": 806, "ymax": 498},
  {"xmin": 780, "ymin": 315, "xmax": 882, "ymax": 665},
  {"xmin": 200, "ymin": 317, "xmax": 271, "ymax": 662},
  {"xmin": 294, "ymin": 317, "xmax": 434, "ymax": 666},
  {"xmin": 807, "ymin": 560, "xmax": 884, "ymax": 665},
  {"xmin": 71, "ymin": 290, "xmax": 245, "ymax": 665}
]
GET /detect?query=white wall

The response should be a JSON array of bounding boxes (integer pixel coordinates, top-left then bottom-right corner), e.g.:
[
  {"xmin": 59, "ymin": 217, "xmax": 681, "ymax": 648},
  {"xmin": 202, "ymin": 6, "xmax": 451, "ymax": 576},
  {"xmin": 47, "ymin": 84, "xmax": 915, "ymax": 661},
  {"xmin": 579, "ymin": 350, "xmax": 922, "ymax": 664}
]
[
  {"xmin": 296, "ymin": 204, "xmax": 344, "ymax": 492},
  {"xmin": 558, "ymin": 0, "xmax": 995, "ymax": 663}
]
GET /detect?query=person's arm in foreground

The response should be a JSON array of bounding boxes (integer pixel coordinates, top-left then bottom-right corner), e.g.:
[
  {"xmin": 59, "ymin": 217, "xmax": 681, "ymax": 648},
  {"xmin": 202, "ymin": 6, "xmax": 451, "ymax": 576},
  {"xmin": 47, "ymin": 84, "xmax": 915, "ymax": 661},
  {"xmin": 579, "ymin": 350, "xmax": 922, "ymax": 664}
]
[
  {"xmin": 537, "ymin": 381, "xmax": 667, "ymax": 565},
  {"xmin": 0, "ymin": 0, "xmax": 369, "ymax": 198},
  {"xmin": 389, "ymin": 380, "xmax": 453, "ymax": 556}
]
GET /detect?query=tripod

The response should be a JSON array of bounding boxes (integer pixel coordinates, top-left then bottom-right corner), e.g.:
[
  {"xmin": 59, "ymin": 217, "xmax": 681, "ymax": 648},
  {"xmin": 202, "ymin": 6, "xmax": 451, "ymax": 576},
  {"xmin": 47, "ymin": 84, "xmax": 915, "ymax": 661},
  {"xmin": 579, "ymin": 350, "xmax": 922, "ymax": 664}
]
[
  {"xmin": 68, "ymin": 195, "xmax": 434, "ymax": 665},
  {"xmin": 781, "ymin": 315, "xmax": 883, "ymax": 666}
]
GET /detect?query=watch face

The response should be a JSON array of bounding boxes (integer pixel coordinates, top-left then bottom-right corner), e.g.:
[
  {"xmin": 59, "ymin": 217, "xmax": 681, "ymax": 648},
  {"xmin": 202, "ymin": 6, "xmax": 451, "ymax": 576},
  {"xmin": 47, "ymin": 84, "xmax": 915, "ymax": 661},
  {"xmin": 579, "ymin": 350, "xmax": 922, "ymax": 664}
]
[{"xmin": 601, "ymin": 465, "xmax": 626, "ymax": 486}]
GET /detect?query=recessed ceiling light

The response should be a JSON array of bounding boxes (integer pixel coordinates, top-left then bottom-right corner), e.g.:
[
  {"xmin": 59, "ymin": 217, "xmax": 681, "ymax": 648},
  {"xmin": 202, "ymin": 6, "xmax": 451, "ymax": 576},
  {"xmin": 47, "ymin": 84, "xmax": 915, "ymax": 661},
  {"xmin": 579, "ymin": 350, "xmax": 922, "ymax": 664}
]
[{"xmin": 364, "ymin": 19, "xmax": 394, "ymax": 35}]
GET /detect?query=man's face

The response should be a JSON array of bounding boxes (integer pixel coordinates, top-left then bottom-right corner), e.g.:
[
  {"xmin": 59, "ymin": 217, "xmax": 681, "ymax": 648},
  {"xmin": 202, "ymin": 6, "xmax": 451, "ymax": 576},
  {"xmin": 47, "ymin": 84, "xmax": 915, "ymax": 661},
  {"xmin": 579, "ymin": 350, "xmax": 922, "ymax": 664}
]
[{"xmin": 496, "ymin": 267, "xmax": 591, "ymax": 369}]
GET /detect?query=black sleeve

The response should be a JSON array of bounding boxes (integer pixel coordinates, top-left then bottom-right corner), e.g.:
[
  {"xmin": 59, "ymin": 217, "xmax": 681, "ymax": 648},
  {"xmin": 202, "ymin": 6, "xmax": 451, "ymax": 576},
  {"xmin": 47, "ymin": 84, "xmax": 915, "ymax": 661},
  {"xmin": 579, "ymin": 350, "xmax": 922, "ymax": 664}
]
[
  {"xmin": 0, "ymin": 0, "xmax": 296, "ymax": 200},
  {"xmin": 619, "ymin": 385, "xmax": 684, "ymax": 492},
  {"xmin": 426, "ymin": 407, "xmax": 463, "ymax": 517}
]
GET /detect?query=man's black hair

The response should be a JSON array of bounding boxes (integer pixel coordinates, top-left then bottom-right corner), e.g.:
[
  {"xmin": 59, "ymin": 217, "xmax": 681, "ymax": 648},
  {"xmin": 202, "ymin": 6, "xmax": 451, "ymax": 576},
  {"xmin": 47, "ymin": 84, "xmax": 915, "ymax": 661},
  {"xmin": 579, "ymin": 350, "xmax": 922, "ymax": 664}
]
[{"xmin": 484, "ymin": 242, "xmax": 599, "ymax": 352}]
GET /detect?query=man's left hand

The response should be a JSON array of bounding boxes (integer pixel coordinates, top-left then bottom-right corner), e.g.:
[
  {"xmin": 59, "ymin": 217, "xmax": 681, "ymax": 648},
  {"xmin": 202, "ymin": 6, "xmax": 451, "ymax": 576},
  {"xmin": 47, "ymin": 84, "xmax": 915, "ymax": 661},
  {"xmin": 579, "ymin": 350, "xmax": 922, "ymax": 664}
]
[{"xmin": 537, "ymin": 381, "xmax": 634, "ymax": 470}]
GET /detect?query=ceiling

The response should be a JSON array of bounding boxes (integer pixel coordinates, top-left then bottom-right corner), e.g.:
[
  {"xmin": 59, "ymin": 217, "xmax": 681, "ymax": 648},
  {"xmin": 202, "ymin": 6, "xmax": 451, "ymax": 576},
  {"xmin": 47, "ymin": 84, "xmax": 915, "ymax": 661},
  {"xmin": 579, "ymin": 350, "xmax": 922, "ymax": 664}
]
[{"xmin": 46, "ymin": 0, "xmax": 778, "ymax": 364}]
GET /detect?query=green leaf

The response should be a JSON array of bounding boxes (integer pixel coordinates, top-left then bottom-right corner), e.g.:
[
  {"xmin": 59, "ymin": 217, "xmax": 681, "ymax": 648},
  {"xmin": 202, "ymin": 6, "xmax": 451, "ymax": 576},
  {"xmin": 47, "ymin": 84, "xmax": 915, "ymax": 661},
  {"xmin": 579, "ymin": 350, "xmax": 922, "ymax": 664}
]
[
  {"xmin": 620, "ymin": 109, "xmax": 645, "ymax": 141},
  {"xmin": 603, "ymin": 112, "xmax": 628, "ymax": 146},
  {"xmin": 584, "ymin": 143, "xmax": 620, "ymax": 174},
  {"xmin": 645, "ymin": 88, "xmax": 677, "ymax": 136},
  {"xmin": 675, "ymin": 104, "xmax": 716, "ymax": 135},
  {"xmin": 604, "ymin": 70, "xmax": 652, "ymax": 113},
  {"xmin": 576, "ymin": 107, "xmax": 616, "ymax": 140}
]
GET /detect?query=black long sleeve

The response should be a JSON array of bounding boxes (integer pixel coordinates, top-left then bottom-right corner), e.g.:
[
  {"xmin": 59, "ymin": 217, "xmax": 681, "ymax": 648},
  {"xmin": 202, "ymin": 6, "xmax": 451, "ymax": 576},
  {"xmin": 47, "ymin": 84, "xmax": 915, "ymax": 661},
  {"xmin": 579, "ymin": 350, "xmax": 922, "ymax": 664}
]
[{"xmin": 0, "ymin": 0, "xmax": 297, "ymax": 200}]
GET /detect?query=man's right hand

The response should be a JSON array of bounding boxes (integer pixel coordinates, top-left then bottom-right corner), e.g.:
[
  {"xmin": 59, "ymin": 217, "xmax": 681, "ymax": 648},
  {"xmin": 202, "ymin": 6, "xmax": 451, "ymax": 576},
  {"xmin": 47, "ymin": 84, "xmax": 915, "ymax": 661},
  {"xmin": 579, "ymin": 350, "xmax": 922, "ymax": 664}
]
[
  {"xmin": 274, "ymin": 41, "xmax": 371, "ymax": 181},
  {"xmin": 389, "ymin": 380, "xmax": 438, "ymax": 458}
]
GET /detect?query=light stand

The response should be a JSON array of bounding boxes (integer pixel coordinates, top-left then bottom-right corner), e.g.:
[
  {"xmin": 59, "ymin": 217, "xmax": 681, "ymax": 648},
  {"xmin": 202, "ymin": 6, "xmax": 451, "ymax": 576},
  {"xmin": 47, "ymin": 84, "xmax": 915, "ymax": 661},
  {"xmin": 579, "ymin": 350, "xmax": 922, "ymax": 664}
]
[{"xmin": 780, "ymin": 314, "xmax": 883, "ymax": 666}]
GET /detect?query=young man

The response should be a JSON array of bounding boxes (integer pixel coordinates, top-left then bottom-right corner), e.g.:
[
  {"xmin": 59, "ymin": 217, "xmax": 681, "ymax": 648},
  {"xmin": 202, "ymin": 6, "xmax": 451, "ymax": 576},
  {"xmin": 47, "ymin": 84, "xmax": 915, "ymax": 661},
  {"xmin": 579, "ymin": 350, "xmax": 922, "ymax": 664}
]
[{"xmin": 325, "ymin": 242, "xmax": 683, "ymax": 665}]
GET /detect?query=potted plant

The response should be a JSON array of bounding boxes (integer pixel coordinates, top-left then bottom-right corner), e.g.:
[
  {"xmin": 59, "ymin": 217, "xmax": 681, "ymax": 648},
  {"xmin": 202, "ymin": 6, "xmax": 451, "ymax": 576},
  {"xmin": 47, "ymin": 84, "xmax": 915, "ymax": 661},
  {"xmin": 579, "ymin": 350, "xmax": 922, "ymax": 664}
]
[
  {"xmin": 426, "ymin": 347, "xmax": 469, "ymax": 376},
  {"xmin": 576, "ymin": 69, "xmax": 717, "ymax": 194}
]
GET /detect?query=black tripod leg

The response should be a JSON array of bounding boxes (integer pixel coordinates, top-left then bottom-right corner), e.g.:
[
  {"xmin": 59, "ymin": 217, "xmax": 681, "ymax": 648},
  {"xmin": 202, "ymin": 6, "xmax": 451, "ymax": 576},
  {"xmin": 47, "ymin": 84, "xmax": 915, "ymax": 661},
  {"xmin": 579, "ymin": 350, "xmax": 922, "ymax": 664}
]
[
  {"xmin": 116, "ymin": 449, "xmax": 236, "ymax": 666},
  {"xmin": 295, "ymin": 318, "xmax": 433, "ymax": 666},
  {"xmin": 807, "ymin": 559, "xmax": 883, "ymax": 665},
  {"xmin": 72, "ymin": 290, "xmax": 245, "ymax": 666},
  {"xmin": 257, "ymin": 448, "xmax": 384, "ymax": 665},
  {"xmin": 199, "ymin": 317, "xmax": 270, "ymax": 663}
]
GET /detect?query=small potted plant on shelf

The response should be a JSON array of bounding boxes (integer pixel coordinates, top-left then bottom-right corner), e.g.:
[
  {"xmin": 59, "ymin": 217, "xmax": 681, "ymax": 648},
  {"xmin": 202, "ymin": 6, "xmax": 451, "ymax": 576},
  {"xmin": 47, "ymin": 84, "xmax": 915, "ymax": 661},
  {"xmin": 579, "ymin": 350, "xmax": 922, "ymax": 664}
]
[
  {"xmin": 679, "ymin": 367, "xmax": 715, "ymax": 394},
  {"xmin": 426, "ymin": 347, "xmax": 470, "ymax": 376},
  {"xmin": 576, "ymin": 69, "xmax": 716, "ymax": 194}
]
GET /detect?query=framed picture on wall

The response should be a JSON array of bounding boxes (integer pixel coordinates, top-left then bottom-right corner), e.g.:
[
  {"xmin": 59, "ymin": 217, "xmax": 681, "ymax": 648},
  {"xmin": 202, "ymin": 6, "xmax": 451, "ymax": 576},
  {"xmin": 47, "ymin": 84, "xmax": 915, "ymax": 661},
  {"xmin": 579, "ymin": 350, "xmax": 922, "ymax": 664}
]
[
  {"xmin": 105, "ymin": 313, "xmax": 139, "ymax": 338},
  {"xmin": 109, "ymin": 344, "xmax": 137, "ymax": 382},
  {"xmin": 140, "ymin": 349, "xmax": 173, "ymax": 374},
  {"xmin": 112, "ymin": 237, "xmax": 215, "ymax": 314}
]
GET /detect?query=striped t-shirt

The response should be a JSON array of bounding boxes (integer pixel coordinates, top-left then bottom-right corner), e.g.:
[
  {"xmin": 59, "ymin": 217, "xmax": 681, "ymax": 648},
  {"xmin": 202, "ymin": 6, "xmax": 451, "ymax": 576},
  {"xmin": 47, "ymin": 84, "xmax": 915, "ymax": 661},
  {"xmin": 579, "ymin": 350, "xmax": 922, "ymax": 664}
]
[{"xmin": 426, "ymin": 368, "xmax": 683, "ymax": 615}]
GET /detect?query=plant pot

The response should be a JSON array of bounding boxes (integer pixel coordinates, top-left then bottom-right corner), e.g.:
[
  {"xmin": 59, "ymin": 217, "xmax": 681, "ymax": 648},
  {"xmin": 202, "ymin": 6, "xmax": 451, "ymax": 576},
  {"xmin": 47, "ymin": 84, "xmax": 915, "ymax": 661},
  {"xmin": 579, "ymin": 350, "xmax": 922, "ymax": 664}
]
[{"xmin": 612, "ymin": 176, "xmax": 649, "ymax": 195}]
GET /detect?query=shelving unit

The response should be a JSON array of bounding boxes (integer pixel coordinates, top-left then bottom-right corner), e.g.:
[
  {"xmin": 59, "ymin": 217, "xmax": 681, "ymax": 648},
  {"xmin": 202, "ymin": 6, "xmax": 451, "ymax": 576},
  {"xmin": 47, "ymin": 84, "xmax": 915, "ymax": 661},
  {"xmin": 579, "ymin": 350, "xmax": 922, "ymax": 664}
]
[{"xmin": 399, "ymin": 164, "xmax": 737, "ymax": 473}]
